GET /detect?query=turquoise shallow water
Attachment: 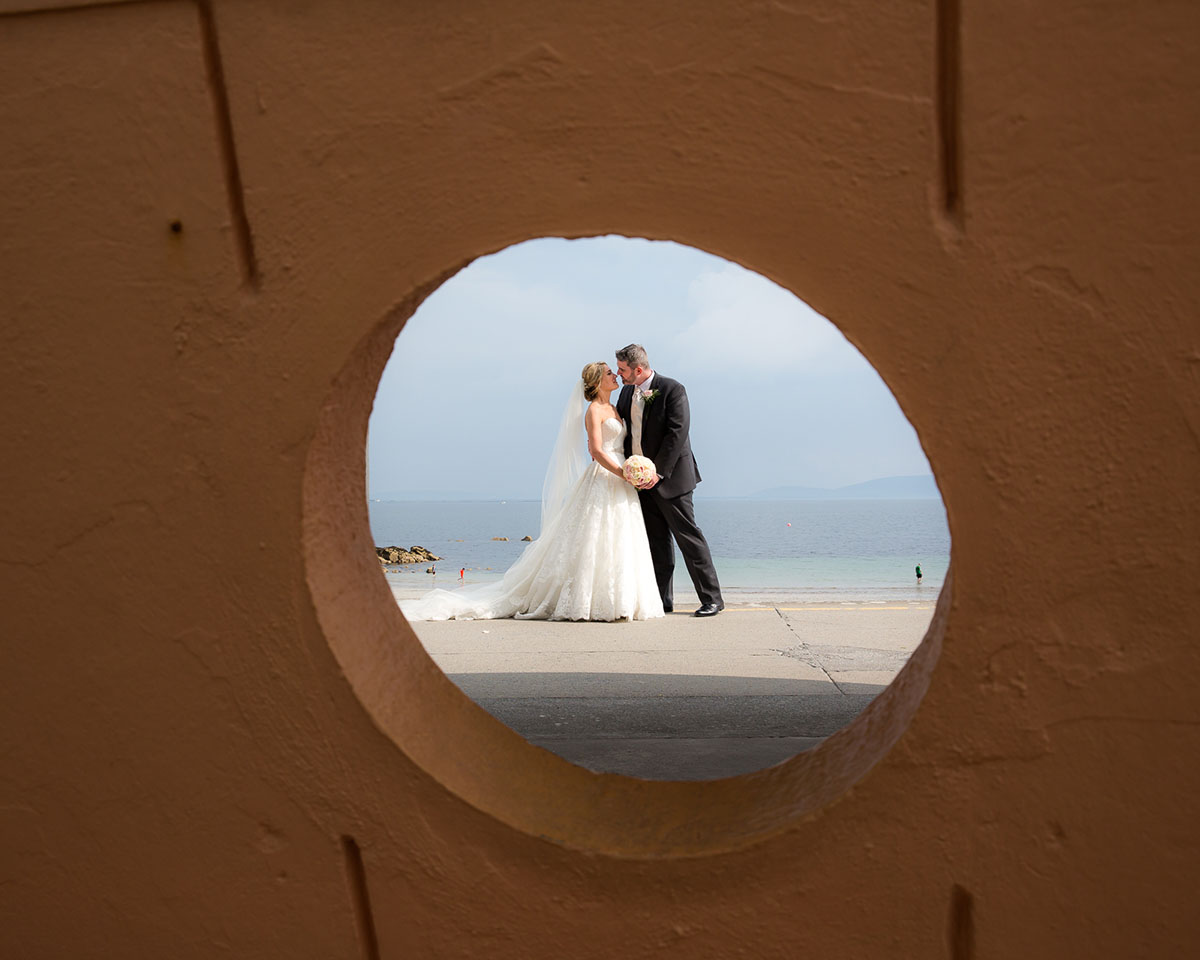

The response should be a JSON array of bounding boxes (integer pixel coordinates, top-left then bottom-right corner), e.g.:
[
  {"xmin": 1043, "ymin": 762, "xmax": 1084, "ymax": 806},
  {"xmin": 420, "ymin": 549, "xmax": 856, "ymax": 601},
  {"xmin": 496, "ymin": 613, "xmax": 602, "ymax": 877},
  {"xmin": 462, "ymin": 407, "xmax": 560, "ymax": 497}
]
[{"xmin": 371, "ymin": 498, "xmax": 949, "ymax": 605}]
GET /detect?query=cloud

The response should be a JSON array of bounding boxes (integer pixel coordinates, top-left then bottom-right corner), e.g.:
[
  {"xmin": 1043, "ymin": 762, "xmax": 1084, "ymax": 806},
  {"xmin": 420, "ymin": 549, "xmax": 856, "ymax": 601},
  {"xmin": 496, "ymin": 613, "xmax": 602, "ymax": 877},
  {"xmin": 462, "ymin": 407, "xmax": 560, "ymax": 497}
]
[
  {"xmin": 673, "ymin": 262, "xmax": 865, "ymax": 377},
  {"xmin": 368, "ymin": 238, "xmax": 931, "ymax": 498}
]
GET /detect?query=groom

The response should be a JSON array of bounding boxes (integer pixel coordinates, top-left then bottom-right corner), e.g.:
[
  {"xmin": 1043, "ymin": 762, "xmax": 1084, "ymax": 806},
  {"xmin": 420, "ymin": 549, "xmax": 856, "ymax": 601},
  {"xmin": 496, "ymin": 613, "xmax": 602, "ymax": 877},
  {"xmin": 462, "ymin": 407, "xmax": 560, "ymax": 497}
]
[{"xmin": 615, "ymin": 344, "xmax": 724, "ymax": 617}]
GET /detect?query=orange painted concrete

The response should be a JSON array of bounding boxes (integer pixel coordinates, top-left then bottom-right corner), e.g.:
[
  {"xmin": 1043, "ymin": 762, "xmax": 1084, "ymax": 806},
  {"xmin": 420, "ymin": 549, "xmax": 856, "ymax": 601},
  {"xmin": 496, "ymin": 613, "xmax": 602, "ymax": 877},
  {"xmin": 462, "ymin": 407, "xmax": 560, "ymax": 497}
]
[{"xmin": 3, "ymin": 1, "xmax": 1199, "ymax": 956}]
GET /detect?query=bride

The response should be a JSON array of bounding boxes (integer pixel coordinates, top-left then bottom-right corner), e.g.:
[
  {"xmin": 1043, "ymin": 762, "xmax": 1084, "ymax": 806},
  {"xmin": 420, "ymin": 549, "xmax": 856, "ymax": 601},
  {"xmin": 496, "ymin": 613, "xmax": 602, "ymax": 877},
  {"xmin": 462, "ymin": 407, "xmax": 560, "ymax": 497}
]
[{"xmin": 399, "ymin": 362, "xmax": 665, "ymax": 622}]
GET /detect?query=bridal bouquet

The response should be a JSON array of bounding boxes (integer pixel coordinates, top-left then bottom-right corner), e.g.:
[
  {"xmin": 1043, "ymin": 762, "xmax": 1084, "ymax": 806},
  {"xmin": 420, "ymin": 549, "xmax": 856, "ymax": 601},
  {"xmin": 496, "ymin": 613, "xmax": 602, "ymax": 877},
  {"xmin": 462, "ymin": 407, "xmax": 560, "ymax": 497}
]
[{"xmin": 622, "ymin": 455, "xmax": 657, "ymax": 487}]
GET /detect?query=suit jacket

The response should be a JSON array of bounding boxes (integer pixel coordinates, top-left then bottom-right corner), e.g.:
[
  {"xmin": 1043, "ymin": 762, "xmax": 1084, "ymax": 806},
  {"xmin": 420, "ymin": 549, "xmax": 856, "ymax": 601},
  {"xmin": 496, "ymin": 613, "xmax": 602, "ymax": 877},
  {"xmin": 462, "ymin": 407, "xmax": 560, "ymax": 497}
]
[{"xmin": 616, "ymin": 373, "xmax": 701, "ymax": 499}]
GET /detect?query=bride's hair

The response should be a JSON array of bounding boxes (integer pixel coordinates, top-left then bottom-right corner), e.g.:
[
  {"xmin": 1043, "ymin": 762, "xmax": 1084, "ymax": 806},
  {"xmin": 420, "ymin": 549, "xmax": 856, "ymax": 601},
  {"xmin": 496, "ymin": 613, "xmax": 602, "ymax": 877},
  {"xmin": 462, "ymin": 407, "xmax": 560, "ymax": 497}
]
[{"xmin": 581, "ymin": 362, "xmax": 608, "ymax": 401}]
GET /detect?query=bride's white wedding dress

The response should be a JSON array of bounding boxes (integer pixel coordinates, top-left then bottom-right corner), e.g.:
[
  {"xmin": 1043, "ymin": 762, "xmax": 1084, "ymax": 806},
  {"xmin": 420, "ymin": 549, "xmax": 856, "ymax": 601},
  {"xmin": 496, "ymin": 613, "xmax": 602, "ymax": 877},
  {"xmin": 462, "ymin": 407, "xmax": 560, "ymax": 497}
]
[{"xmin": 400, "ymin": 417, "xmax": 664, "ymax": 622}]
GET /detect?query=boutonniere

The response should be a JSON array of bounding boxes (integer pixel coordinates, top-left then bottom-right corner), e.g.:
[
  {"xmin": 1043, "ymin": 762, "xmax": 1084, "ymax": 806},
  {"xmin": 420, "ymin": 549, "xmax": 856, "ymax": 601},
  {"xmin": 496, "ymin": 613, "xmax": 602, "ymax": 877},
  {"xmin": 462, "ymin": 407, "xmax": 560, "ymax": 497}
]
[{"xmin": 640, "ymin": 389, "xmax": 660, "ymax": 406}]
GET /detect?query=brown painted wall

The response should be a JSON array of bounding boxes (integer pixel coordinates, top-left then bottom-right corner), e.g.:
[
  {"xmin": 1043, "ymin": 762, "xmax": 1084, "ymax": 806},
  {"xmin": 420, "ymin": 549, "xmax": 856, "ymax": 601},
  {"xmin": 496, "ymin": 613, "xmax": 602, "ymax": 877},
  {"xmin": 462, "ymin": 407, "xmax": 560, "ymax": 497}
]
[{"xmin": 2, "ymin": 0, "xmax": 1198, "ymax": 956}]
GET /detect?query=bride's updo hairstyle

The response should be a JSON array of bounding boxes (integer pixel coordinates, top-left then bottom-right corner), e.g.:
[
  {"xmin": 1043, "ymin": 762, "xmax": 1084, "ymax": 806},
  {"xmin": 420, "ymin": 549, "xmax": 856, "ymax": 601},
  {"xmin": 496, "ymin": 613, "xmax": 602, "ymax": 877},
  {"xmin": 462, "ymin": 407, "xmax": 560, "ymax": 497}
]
[{"xmin": 581, "ymin": 362, "xmax": 607, "ymax": 402}]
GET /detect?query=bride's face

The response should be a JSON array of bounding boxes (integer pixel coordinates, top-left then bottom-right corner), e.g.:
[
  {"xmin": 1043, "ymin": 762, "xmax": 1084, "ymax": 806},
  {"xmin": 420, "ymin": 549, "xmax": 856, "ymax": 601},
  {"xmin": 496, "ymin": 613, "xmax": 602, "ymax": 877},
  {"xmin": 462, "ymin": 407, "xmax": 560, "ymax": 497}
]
[{"xmin": 602, "ymin": 367, "xmax": 619, "ymax": 392}]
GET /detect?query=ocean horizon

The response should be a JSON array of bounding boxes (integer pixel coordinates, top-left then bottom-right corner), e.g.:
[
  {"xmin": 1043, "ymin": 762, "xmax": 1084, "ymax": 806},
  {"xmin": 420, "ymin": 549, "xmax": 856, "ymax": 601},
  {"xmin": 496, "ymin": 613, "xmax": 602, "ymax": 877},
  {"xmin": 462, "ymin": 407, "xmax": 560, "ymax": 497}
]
[
  {"xmin": 370, "ymin": 497, "xmax": 949, "ymax": 605},
  {"xmin": 368, "ymin": 473, "xmax": 941, "ymax": 504}
]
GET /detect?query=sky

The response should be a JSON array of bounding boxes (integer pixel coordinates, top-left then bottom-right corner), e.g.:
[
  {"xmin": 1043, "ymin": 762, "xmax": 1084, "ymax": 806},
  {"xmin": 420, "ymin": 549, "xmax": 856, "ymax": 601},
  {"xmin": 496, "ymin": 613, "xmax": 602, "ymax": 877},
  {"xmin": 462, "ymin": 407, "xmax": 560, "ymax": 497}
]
[{"xmin": 367, "ymin": 236, "xmax": 933, "ymax": 500}]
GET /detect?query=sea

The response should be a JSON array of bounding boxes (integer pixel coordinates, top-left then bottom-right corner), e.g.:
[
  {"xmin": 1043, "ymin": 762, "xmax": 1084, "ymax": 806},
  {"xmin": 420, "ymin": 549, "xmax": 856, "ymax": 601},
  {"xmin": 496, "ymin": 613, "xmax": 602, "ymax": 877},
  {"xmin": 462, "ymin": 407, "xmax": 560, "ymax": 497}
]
[{"xmin": 371, "ymin": 498, "xmax": 949, "ymax": 606}]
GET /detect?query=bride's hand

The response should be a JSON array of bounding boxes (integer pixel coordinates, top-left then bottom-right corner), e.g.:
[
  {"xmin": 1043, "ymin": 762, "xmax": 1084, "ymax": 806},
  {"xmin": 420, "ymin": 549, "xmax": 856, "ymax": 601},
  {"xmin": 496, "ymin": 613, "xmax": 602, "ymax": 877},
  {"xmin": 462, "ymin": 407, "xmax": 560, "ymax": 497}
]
[{"xmin": 639, "ymin": 474, "xmax": 661, "ymax": 490}]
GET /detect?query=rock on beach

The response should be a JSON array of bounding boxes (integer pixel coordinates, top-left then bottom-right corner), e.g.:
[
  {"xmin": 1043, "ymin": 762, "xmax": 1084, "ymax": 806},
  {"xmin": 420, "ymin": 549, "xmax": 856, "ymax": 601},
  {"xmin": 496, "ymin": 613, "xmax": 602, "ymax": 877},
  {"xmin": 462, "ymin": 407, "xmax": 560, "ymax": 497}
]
[{"xmin": 377, "ymin": 545, "xmax": 441, "ymax": 565}]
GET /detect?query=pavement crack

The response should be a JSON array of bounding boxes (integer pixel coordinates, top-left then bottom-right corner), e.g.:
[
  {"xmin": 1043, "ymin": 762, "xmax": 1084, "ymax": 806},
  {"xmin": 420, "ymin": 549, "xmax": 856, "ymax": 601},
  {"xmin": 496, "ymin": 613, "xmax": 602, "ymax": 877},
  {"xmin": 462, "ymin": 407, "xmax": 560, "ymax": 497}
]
[{"xmin": 774, "ymin": 607, "xmax": 847, "ymax": 695}]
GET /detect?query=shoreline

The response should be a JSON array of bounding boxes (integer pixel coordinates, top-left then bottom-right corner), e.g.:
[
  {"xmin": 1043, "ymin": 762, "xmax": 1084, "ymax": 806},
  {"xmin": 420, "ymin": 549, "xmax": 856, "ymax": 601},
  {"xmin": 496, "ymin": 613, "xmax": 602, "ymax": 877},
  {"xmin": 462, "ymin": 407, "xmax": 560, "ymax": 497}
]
[{"xmin": 385, "ymin": 572, "xmax": 939, "ymax": 610}]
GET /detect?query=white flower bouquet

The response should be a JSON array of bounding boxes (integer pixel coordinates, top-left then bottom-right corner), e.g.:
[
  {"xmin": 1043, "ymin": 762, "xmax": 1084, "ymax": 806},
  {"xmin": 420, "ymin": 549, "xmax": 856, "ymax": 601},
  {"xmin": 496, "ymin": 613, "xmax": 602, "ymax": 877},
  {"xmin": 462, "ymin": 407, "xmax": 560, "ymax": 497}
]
[{"xmin": 622, "ymin": 455, "xmax": 657, "ymax": 487}]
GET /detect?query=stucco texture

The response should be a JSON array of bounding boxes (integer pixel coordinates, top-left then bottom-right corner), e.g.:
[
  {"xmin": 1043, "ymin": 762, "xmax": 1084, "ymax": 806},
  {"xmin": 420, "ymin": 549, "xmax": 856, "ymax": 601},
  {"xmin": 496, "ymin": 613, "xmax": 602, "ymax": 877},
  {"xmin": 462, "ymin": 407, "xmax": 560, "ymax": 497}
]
[{"xmin": 2, "ymin": 1, "xmax": 1198, "ymax": 957}]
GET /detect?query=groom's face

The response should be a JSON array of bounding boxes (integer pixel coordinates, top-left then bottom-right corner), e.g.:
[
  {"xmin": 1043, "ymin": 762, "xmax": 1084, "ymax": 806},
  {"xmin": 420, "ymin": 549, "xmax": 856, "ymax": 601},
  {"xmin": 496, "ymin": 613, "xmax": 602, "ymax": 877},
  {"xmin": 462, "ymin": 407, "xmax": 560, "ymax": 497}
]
[{"xmin": 616, "ymin": 359, "xmax": 638, "ymax": 385}]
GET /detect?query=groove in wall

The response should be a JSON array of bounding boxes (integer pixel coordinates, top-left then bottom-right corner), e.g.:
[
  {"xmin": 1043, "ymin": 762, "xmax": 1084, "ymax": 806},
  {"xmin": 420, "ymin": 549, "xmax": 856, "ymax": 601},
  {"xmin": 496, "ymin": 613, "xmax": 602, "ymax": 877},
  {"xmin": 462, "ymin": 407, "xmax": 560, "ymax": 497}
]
[
  {"xmin": 341, "ymin": 836, "xmax": 382, "ymax": 960},
  {"xmin": 948, "ymin": 884, "xmax": 975, "ymax": 960},
  {"xmin": 196, "ymin": 0, "xmax": 259, "ymax": 286},
  {"xmin": 936, "ymin": 0, "xmax": 963, "ymax": 226}
]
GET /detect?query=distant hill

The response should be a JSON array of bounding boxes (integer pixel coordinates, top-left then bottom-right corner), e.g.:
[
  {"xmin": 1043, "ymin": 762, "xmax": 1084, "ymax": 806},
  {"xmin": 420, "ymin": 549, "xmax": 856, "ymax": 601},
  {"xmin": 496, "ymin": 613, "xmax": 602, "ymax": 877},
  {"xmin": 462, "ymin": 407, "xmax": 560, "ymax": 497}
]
[{"xmin": 748, "ymin": 475, "xmax": 940, "ymax": 500}]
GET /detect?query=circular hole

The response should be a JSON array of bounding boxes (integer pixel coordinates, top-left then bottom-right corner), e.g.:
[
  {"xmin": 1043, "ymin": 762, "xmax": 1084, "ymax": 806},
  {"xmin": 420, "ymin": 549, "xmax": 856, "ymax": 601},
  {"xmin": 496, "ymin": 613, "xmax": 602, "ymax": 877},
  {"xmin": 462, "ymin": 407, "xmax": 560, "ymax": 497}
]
[
  {"xmin": 303, "ymin": 235, "xmax": 949, "ymax": 857},
  {"xmin": 375, "ymin": 238, "xmax": 947, "ymax": 776}
]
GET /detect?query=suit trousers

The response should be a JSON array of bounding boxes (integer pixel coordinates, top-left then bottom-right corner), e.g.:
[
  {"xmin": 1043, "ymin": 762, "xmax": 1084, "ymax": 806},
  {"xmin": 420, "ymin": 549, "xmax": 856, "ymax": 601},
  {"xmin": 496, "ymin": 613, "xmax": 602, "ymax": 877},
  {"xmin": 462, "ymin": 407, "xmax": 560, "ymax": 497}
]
[{"xmin": 638, "ymin": 489, "xmax": 722, "ymax": 608}]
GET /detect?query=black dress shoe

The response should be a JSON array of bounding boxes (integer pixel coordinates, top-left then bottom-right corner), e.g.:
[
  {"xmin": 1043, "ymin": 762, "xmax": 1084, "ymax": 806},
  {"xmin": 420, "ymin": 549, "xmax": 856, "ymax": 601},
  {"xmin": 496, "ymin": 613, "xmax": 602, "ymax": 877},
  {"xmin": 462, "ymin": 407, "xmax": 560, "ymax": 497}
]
[
  {"xmin": 663, "ymin": 601, "xmax": 673, "ymax": 613},
  {"xmin": 693, "ymin": 602, "xmax": 724, "ymax": 617}
]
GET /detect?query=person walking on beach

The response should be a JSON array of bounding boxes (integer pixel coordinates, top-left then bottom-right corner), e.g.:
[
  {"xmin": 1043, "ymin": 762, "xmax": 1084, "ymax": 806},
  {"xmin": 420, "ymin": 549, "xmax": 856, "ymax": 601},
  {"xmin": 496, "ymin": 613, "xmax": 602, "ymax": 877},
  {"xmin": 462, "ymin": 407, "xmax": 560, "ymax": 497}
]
[
  {"xmin": 615, "ymin": 344, "xmax": 724, "ymax": 617},
  {"xmin": 915, "ymin": 563, "xmax": 923, "ymax": 584}
]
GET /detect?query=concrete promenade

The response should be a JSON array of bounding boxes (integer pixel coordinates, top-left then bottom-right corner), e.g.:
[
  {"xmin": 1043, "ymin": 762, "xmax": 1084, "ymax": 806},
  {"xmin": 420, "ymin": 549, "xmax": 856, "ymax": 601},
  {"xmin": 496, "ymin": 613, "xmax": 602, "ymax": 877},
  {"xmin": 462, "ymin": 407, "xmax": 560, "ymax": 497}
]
[{"xmin": 411, "ymin": 603, "xmax": 933, "ymax": 780}]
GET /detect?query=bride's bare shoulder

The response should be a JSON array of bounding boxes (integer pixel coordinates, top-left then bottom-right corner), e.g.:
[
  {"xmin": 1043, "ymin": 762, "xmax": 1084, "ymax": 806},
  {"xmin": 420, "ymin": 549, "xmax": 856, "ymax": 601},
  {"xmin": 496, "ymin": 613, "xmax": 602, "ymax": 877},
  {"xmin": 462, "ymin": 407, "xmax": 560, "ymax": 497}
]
[{"xmin": 586, "ymin": 401, "xmax": 619, "ymax": 422}]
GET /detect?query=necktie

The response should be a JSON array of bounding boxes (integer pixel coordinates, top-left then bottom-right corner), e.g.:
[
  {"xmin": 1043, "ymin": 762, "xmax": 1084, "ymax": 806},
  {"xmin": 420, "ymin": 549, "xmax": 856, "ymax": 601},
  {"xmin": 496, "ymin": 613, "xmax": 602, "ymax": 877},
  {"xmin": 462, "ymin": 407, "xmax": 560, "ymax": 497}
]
[{"xmin": 631, "ymin": 386, "xmax": 645, "ymax": 457}]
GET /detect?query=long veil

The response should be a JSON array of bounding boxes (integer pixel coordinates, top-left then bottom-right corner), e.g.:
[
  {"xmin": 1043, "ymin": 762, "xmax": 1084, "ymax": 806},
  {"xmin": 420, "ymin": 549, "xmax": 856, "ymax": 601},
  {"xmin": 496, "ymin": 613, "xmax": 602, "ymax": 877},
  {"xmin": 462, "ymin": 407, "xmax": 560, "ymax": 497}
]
[
  {"xmin": 540, "ymin": 381, "xmax": 588, "ymax": 535},
  {"xmin": 399, "ymin": 377, "xmax": 663, "ymax": 623}
]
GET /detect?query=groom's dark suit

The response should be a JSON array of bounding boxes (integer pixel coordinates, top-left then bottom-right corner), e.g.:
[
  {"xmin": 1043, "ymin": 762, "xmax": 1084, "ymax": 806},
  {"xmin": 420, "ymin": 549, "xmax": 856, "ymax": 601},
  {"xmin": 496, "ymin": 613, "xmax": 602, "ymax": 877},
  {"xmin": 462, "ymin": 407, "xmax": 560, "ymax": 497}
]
[{"xmin": 617, "ymin": 374, "xmax": 722, "ymax": 610}]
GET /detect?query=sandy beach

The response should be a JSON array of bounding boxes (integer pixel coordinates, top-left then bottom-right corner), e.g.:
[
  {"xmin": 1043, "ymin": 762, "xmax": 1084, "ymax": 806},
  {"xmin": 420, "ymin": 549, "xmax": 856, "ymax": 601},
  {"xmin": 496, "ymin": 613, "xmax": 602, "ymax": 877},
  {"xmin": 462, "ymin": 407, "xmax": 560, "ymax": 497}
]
[{"xmin": 402, "ymin": 599, "xmax": 935, "ymax": 779}]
